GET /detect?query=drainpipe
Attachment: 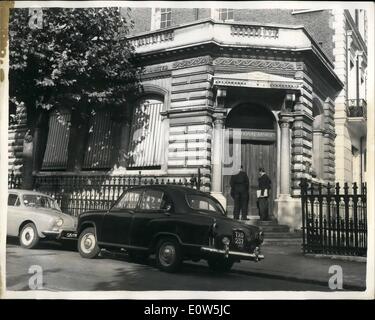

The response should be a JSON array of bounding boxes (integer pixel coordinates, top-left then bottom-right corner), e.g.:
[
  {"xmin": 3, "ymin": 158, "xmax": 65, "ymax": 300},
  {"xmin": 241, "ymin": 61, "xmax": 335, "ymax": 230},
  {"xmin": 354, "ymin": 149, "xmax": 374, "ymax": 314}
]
[
  {"xmin": 360, "ymin": 136, "xmax": 363, "ymax": 186},
  {"xmin": 356, "ymin": 54, "xmax": 360, "ymax": 106}
]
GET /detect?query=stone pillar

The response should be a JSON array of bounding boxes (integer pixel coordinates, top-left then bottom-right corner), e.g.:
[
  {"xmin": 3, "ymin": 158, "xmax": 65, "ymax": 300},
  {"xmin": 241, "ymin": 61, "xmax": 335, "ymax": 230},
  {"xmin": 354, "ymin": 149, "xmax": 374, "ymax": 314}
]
[
  {"xmin": 279, "ymin": 115, "xmax": 294, "ymax": 195},
  {"xmin": 274, "ymin": 113, "xmax": 301, "ymax": 231},
  {"xmin": 210, "ymin": 113, "xmax": 227, "ymax": 209}
]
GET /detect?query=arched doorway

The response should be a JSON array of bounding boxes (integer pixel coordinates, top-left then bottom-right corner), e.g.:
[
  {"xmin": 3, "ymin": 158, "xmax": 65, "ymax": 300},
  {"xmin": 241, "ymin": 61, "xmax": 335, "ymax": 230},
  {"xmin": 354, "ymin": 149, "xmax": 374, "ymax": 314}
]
[{"xmin": 223, "ymin": 103, "xmax": 277, "ymax": 218}]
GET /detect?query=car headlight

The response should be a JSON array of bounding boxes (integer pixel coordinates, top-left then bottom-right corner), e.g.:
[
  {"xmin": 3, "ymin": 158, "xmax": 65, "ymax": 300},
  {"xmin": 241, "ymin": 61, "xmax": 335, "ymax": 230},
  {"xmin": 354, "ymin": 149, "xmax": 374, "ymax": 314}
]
[
  {"xmin": 258, "ymin": 231, "xmax": 264, "ymax": 243},
  {"xmin": 222, "ymin": 236, "xmax": 230, "ymax": 245},
  {"xmin": 55, "ymin": 218, "xmax": 64, "ymax": 227}
]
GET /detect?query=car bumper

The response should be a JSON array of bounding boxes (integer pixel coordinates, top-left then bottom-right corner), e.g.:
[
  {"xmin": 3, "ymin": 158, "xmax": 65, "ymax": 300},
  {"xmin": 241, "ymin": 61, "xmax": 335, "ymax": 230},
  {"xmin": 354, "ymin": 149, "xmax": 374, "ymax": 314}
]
[
  {"xmin": 42, "ymin": 230, "xmax": 78, "ymax": 241},
  {"xmin": 201, "ymin": 246, "xmax": 264, "ymax": 262}
]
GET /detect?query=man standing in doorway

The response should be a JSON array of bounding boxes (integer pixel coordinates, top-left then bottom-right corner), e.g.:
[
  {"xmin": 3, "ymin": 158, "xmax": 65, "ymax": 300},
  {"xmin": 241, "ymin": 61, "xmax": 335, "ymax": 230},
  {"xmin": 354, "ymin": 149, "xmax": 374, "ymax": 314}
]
[
  {"xmin": 230, "ymin": 166, "xmax": 249, "ymax": 220},
  {"xmin": 257, "ymin": 167, "xmax": 272, "ymax": 221}
]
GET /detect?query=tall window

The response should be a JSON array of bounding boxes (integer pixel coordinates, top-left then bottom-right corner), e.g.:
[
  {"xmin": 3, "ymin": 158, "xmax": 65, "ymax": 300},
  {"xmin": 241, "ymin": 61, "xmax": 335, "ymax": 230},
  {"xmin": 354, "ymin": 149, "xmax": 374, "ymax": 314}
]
[
  {"xmin": 127, "ymin": 99, "xmax": 164, "ymax": 169},
  {"xmin": 41, "ymin": 108, "xmax": 121, "ymax": 171},
  {"xmin": 311, "ymin": 101, "xmax": 325, "ymax": 180},
  {"xmin": 151, "ymin": 8, "xmax": 171, "ymax": 30},
  {"xmin": 82, "ymin": 109, "xmax": 122, "ymax": 170},
  {"xmin": 160, "ymin": 8, "xmax": 172, "ymax": 28},
  {"xmin": 42, "ymin": 109, "xmax": 71, "ymax": 170}
]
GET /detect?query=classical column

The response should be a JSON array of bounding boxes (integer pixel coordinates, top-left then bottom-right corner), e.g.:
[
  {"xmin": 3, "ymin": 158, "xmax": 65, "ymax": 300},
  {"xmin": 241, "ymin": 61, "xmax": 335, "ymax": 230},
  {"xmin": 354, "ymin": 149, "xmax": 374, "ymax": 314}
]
[
  {"xmin": 279, "ymin": 115, "xmax": 294, "ymax": 195},
  {"xmin": 211, "ymin": 113, "xmax": 227, "ymax": 208},
  {"xmin": 211, "ymin": 114, "xmax": 225, "ymax": 193}
]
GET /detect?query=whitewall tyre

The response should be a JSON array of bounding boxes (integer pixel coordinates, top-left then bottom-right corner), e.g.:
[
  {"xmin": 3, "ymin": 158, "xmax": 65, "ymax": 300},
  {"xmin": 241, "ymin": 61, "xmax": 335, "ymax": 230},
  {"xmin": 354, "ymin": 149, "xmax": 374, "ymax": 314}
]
[
  {"xmin": 78, "ymin": 227, "xmax": 100, "ymax": 259},
  {"xmin": 19, "ymin": 223, "xmax": 40, "ymax": 249}
]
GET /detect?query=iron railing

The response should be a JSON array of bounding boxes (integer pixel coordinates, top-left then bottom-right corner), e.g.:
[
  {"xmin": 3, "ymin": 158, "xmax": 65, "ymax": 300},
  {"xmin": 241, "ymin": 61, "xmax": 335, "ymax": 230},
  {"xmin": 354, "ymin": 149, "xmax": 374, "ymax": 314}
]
[
  {"xmin": 347, "ymin": 99, "xmax": 367, "ymax": 119},
  {"xmin": 8, "ymin": 170, "xmax": 202, "ymax": 217},
  {"xmin": 300, "ymin": 179, "xmax": 367, "ymax": 256}
]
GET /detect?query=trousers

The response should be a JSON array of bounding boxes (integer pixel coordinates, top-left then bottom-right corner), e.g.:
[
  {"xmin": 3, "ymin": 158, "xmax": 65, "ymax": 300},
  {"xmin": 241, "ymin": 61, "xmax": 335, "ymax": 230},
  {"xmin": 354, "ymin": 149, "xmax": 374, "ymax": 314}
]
[
  {"xmin": 233, "ymin": 190, "xmax": 248, "ymax": 219},
  {"xmin": 258, "ymin": 197, "xmax": 269, "ymax": 221}
]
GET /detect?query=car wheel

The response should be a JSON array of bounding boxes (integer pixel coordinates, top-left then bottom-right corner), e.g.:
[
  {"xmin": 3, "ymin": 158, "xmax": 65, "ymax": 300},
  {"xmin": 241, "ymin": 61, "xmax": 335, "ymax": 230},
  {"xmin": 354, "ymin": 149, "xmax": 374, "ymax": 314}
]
[
  {"xmin": 207, "ymin": 258, "xmax": 234, "ymax": 273},
  {"xmin": 78, "ymin": 227, "xmax": 100, "ymax": 259},
  {"xmin": 156, "ymin": 238, "xmax": 182, "ymax": 273},
  {"xmin": 19, "ymin": 223, "xmax": 40, "ymax": 249}
]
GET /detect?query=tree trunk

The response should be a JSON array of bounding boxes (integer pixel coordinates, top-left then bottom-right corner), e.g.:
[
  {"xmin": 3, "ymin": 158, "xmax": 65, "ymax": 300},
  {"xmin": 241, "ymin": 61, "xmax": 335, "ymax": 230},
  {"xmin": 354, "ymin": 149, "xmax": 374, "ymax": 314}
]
[
  {"xmin": 67, "ymin": 106, "xmax": 89, "ymax": 171},
  {"xmin": 22, "ymin": 110, "xmax": 49, "ymax": 189}
]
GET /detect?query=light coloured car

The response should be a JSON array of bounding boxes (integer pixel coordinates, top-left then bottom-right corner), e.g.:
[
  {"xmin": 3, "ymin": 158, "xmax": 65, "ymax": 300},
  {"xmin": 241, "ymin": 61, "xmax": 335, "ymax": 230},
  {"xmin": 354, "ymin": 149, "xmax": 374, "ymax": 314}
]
[{"xmin": 7, "ymin": 189, "xmax": 78, "ymax": 249}]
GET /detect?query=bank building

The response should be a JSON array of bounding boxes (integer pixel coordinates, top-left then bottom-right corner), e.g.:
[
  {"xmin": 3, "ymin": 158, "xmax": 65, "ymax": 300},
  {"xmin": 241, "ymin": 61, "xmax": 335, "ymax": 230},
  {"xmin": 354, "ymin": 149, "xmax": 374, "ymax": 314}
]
[{"xmin": 8, "ymin": 8, "xmax": 368, "ymax": 233}]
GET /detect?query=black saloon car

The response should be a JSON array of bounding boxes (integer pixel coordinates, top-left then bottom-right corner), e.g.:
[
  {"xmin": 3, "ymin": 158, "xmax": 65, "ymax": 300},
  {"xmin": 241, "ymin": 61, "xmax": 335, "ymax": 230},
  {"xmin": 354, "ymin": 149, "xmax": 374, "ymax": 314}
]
[{"xmin": 77, "ymin": 185, "xmax": 264, "ymax": 272}]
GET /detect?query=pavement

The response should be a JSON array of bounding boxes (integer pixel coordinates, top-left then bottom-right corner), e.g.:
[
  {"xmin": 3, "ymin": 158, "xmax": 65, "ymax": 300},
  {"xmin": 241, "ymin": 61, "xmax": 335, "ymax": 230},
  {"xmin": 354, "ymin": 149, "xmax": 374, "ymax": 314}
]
[
  {"xmin": 5, "ymin": 242, "xmax": 332, "ymax": 292},
  {"xmin": 5, "ymin": 238, "xmax": 367, "ymax": 292},
  {"xmin": 227, "ymin": 243, "xmax": 367, "ymax": 290}
]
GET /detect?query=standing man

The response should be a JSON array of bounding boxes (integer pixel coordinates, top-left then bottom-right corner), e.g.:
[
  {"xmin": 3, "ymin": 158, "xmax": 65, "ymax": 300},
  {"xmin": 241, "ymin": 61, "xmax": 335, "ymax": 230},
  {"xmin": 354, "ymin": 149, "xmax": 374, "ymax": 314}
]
[
  {"xmin": 257, "ymin": 167, "xmax": 272, "ymax": 221},
  {"xmin": 230, "ymin": 166, "xmax": 249, "ymax": 220}
]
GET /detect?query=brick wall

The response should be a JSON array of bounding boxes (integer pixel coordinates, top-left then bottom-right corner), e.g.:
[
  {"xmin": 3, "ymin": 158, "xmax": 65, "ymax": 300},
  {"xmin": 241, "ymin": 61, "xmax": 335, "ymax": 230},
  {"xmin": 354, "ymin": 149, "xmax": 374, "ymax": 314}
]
[{"xmin": 127, "ymin": 8, "xmax": 335, "ymax": 61}]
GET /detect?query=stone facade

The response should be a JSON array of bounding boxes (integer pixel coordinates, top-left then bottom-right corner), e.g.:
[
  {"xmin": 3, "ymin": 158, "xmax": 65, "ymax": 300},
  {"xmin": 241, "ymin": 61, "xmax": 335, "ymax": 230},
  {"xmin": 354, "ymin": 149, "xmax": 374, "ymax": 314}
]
[{"xmin": 8, "ymin": 7, "xmax": 368, "ymax": 231}]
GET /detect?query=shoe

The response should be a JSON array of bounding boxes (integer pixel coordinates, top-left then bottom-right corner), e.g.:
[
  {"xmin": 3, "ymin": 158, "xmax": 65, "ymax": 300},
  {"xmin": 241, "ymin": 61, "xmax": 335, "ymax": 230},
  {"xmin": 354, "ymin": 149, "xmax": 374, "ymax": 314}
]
[{"xmin": 241, "ymin": 218, "xmax": 249, "ymax": 221}]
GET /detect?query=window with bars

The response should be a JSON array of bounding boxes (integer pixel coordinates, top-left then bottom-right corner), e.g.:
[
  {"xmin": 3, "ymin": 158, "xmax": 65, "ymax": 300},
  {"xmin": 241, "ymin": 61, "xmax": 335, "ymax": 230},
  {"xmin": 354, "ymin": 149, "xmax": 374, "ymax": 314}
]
[
  {"xmin": 41, "ymin": 110, "xmax": 71, "ymax": 170},
  {"xmin": 127, "ymin": 99, "xmax": 164, "ymax": 169},
  {"xmin": 82, "ymin": 109, "xmax": 121, "ymax": 170},
  {"xmin": 41, "ymin": 108, "xmax": 121, "ymax": 171}
]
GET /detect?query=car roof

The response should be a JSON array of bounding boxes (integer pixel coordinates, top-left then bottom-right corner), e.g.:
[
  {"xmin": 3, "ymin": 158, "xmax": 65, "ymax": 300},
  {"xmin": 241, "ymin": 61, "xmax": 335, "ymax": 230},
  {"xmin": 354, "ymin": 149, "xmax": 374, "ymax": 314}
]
[
  {"xmin": 126, "ymin": 184, "xmax": 206, "ymax": 195},
  {"xmin": 8, "ymin": 189, "xmax": 54, "ymax": 198},
  {"xmin": 124, "ymin": 185, "xmax": 221, "ymax": 213}
]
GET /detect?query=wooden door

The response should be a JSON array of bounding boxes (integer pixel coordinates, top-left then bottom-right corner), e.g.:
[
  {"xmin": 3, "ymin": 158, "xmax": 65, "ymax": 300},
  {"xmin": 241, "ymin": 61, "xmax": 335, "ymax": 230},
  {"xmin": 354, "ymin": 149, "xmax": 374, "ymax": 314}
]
[{"xmin": 223, "ymin": 139, "xmax": 276, "ymax": 218}]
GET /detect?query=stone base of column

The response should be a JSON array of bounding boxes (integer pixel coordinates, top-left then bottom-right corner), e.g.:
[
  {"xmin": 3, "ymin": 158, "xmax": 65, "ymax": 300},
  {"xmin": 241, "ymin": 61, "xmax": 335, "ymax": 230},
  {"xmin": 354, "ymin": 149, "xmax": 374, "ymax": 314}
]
[
  {"xmin": 243, "ymin": 215, "xmax": 260, "ymax": 226},
  {"xmin": 210, "ymin": 192, "xmax": 227, "ymax": 210},
  {"xmin": 274, "ymin": 194, "xmax": 302, "ymax": 232}
]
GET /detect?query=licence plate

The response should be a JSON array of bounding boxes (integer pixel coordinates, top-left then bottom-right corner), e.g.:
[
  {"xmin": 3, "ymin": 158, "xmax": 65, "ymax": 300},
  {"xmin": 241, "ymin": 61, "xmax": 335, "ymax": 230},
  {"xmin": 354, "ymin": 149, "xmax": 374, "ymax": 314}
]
[
  {"xmin": 63, "ymin": 232, "xmax": 77, "ymax": 239},
  {"xmin": 233, "ymin": 231, "xmax": 245, "ymax": 249}
]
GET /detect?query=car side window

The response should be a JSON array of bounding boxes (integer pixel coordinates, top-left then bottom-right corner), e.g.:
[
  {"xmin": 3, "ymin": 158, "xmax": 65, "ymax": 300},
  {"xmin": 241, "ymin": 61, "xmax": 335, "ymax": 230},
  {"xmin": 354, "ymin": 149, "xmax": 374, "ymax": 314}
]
[
  {"xmin": 138, "ymin": 189, "xmax": 166, "ymax": 211},
  {"xmin": 8, "ymin": 194, "xmax": 20, "ymax": 206},
  {"xmin": 114, "ymin": 190, "xmax": 142, "ymax": 210}
]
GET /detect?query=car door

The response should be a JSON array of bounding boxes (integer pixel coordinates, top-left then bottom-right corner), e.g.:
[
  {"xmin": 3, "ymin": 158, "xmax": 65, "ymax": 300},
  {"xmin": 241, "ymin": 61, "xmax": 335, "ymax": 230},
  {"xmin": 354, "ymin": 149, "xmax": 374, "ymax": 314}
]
[
  {"xmin": 100, "ymin": 189, "xmax": 143, "ymax": 246},
  {"xmin": 129, "ymin": 189, "xmax": 172, "ymax": 249},
  {"xmin": 7, "ymin": 193, "xmax": 22, "ymax": 236}
]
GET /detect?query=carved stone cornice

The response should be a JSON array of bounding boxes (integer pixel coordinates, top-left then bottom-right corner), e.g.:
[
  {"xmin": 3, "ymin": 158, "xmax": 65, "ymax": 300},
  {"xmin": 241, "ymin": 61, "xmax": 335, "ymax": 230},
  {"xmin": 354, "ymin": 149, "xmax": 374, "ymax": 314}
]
[
  {"xmin": 172, "ymin": 56, "xmax": 213, "ymax": 70},
  {"xmin": 214, "ymin": 57, "xmax": 296, "ymax": 71}
]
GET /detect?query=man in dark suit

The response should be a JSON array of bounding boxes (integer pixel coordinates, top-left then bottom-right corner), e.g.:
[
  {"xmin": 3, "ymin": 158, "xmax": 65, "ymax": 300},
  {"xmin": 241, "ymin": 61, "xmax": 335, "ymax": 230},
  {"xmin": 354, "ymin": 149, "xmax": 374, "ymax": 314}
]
[
  {"xmin": 230, "ymin": 166, "xmax": 249, "ymax": 220},
  {"xmin": 258, "ymin": 167, "xmax": 272, "ymax": 221}
]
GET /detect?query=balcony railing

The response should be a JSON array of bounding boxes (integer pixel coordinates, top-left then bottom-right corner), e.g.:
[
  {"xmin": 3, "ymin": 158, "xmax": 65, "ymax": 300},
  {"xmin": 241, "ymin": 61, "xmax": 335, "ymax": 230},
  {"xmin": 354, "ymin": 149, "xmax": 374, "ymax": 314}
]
[{"xmin": 347, "ymin": 99, "xmax": 367, "ymax": 119}]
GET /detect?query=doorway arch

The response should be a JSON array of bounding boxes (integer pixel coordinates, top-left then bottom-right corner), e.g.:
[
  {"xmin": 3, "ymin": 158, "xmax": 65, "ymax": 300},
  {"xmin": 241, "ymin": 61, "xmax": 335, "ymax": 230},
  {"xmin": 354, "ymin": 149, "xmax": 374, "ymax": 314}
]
[{"xmin": 223, "ymin": 103, "xmax": 277, "ymax": 219}]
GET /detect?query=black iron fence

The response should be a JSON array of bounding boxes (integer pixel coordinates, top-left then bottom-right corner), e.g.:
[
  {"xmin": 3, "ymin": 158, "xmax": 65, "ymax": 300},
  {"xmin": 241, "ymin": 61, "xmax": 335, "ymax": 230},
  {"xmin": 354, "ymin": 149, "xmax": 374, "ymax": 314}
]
[
  {"xmin": 8, "ymin": 171, "xmax": 22, "ymax": 189},
  {"xmin": 300, "ymin": 179, "xmax": 367, "ymax": 256},
  {"xmin": 8, "ymin": 170, "xmax": 202, "ymax": 217}
]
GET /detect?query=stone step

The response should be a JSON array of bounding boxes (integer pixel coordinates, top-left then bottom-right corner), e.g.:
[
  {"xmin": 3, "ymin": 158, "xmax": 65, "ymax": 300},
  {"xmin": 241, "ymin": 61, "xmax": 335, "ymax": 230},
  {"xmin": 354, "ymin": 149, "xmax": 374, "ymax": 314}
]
[
  {"xmin": 257, "ymin": 220, "xmax": 279, "ymax": 225},
  {"xmin": 264, "ymin": 232, "xmax": 302, "ymax": 239},
  {"xmin": 258, "ymin": 225, "xmax": 290, "ymax": 232},
  {"xmin": 263, "ymin": 239, "xmax": 303, "ymax": 246}
]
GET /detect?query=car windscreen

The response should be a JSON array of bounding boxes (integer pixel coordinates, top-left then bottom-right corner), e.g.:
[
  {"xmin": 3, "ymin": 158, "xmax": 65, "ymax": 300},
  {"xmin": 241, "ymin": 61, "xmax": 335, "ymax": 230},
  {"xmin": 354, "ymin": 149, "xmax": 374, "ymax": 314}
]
[
  {"xmin": 186, "ymin": 194, "xmax": 225, "ymax": 216},
  {"xmin": 22, "ymin": 194, "xmax": 61, "ymax": 211}
]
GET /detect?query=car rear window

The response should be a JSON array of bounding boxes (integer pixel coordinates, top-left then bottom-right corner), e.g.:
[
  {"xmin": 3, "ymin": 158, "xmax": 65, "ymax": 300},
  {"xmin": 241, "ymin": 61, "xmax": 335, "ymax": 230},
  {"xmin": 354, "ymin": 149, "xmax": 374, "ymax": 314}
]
[
  {"xmin": 114, "ymin": 190, "xmax": 142, "ymax": 210},
  {"xmin": 139, "ymin": 189, "xmax": 164, "ymax": 210},
  {"xmin": 8, "ymin": 194, "xmax": 20, "ymax": 206},
  {"xmin": 22, "ymin": 194, "xmax": 59, "ymax": 210},
  {"xmin": 186, "ymin": 194, "xmax": 225, "ymax": 215}
]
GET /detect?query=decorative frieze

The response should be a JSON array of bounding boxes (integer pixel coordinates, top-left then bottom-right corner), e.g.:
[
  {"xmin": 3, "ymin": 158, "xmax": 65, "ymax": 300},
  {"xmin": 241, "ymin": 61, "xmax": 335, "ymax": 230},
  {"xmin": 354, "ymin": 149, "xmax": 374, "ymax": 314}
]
[
  {"xmin": 214, "ymin": 58, "xmax": 295, "ymax": 71},
  {"xmin": 172, "ymin": 56, "xmax": 213, "ymax": 70}
]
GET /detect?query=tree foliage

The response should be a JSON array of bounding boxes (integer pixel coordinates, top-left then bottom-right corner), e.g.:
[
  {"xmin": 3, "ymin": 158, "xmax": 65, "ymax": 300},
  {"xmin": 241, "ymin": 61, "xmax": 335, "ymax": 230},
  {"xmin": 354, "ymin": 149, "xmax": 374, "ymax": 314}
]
[{"xmin": 9, "ymin": 7, "xmax": 142, "ymax": 124}]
